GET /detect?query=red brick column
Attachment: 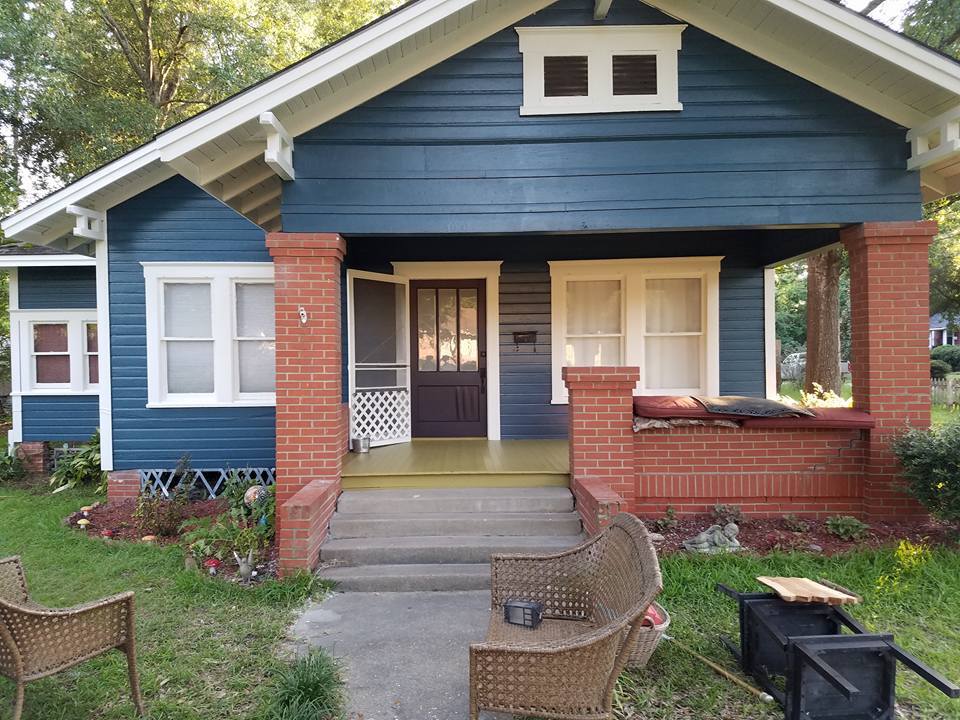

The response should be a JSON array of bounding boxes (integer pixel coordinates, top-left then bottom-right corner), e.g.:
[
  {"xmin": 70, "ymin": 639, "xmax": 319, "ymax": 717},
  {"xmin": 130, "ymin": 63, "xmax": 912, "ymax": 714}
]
[
  {"xmin": 563, "ymin": 367, "xmax": 640, "ymax": 512},
  {"xmin": 107, "ymin": 470, "xmax": 141, "ymax": 503},
  {"xmin": 266, "ymin": 232, "xmax": 347, "ymax": 575},
  {"xmin": 15, "ymin": 441, "xmax": 47, "ymax": 474},
  {"xmin": 842, "ymin": 221, "xmax": 937, "ymax": 519}
]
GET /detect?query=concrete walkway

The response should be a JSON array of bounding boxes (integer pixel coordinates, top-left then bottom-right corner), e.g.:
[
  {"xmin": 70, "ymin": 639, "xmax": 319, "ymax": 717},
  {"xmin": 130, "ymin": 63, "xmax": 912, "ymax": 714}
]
[{"xmin": 290, "ymin": 590, "xmax": 507, "ymax": 720}]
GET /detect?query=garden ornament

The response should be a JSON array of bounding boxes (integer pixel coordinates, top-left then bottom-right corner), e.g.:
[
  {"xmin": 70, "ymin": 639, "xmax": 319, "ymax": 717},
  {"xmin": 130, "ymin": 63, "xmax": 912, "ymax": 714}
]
[
  {"xmin": 683, "ymin": 522, "xmax": 742, "ymax": 553},
  {"xmin": 243, "ymin": 485, "xmax": 268, "ymax": 508},
  {"xmin": 234, "ymin": 550, "xmax": 255, "ymax": 582}
]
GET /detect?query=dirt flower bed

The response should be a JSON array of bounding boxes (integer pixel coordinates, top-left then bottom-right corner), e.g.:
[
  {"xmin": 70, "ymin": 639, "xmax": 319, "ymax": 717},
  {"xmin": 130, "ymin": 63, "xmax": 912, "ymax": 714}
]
[
  {"xmin": 65, "ymin": 499, "xmax": 280, "ymax": 582},
  {"xmin": 647, "ymin": 514, "xmax": 957, "ymax": 555}
]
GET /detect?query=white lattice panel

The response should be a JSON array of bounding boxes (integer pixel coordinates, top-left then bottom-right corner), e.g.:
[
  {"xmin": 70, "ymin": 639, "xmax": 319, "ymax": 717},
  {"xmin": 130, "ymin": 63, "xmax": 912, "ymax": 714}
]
[{"xmin": 351, "ymin": 389, "xmax": 411, "ymax": 446}]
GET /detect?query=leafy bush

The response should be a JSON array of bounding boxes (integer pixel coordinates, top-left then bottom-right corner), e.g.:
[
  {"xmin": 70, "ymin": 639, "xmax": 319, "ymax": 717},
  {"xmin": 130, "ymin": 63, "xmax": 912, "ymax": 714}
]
[
  {"xmin": 221, "ymin": 470, "xmax": 276, "ymax": 536},
  {"xmin": 931, "ymin": 344, "xmax": 960, "ymax": 372},
  {"xmin": 265, "ymin": 650, "xmax": 346, "ymax": 720},
  {"xmin": 711, "ymin": 503, "xmax": 743, "ymax": 526},
  {"xmin": 0, "ymin": 453, "xmax": 27, "ymax": 484},
  {"xmin": 825, "ymin": 515, "xmax": 870, "ymax": 541},
  {"xmin": 651, "ymin": 506, "xmax": 678, "ymax": 533},
  {"xmin": 892, "ymin": 424, "xmax": 960, "ymax": 527},
  {"xmin": 931, "ymin": 359, "xmax": 952, "ymax": 379},
  {"xmin": 782, "ymin": 514, "xmax": 810, "ymax": 533},
  {"xmin": 49, "ymin": 430, "xmax": 107, "ymax": 494},
  {"xmin": 181, "ymin": 513, "xmax": 271, "ymax": 562},
  {"xmin": 134, "ymin": 495, "xmax": 186, "ymax": 537}
]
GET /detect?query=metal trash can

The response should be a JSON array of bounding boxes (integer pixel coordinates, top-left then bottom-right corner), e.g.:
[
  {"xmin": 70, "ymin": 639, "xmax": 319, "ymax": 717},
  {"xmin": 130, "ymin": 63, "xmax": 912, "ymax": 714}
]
[{"xmin": 352, "ymin": 437, "xmax": 371, "ymax": 453}]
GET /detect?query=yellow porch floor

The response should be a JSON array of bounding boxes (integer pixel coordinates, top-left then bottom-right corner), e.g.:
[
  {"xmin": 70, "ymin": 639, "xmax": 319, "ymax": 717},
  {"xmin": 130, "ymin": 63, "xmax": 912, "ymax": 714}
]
[{"xmin": 341, "ymin": 439, "xmax": 569, "ymax": 489}]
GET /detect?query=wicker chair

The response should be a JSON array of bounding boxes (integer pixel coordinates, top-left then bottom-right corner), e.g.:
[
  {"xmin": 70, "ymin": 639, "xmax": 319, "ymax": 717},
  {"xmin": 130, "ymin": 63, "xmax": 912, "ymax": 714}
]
[
  {"xmin": 0, "ymin": 556, "xmax": 145, "ymax": 720},
  {"xmin": 469, "ymin": 513, "xmax": 662, "ymax": 720}
]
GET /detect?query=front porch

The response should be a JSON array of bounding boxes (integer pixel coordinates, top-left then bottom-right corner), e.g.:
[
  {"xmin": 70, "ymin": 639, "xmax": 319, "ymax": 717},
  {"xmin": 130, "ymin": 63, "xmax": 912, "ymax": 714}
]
[
  {"xmin": 341, "ymin": 438, "xmax": 568, "ymax": 489},
  {"xmin": 266, "ymin": 221, "xmax": 938, "ymax": 576}
]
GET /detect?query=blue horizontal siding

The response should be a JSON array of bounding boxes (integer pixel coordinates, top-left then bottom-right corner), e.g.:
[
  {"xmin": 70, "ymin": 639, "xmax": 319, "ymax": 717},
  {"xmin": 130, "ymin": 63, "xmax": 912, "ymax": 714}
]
[
  {"xmin": 22, "ymin": 395, "xmax": 99, "ymax": 442},
  {"xmin": 283, "ymin": 0, "xmax": 920, "ymax": 234},
  {"xmin": 18, "ymin": 267, "xmax": 96, "ymax": 309},
  {"xmin": 107, "ymin": 176, "xmax": 276, "ymax": 470}
]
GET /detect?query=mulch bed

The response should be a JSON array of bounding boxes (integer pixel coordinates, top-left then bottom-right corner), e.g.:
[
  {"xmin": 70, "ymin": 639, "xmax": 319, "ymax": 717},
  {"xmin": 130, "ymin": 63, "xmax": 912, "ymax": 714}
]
[
  {"xmin": 64, "ymin": 499, "xmax": 280, "ymax": 582},
  {"xmin": 648, "ymin": 515, "xmax": 957, "ymax": 555}
]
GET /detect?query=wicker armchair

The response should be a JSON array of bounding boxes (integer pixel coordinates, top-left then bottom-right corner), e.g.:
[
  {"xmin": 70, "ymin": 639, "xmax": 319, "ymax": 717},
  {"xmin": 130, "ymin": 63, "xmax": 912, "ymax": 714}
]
[
  {"xmin": 469, "ymin": 513, "xmax": 662, "ymax": 720},
  {"xmin": 0, "ymin": 556, "xmax": 145, "ymax": 720}
]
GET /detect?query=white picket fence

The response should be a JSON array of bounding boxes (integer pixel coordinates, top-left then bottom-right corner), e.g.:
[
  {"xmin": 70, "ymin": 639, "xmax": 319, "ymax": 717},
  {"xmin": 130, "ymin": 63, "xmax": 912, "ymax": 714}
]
[{"xmin": 931, "ymin": 377, "xmax": 960, "ymax": 406}]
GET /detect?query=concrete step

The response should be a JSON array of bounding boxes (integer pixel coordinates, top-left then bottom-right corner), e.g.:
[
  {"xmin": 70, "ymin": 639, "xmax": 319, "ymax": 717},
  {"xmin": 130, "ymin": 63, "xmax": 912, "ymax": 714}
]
[
  {"xmin": 341, "ymin": 472, "xmax": 568, "ymax": 489},
  {"xmin": 320, "ymin": 563, "xmax": 491, "ymax": 592},
  {"xmin": 336, "ymin": 487, "xmax": 574, "ymax": 515},
  {"xmin": 320, "ymin": 534, "xmax": 583, "ymax": 566},
  {"xmin": 329, "ymin": 511, "xmax": 582, "ymax": 539}
]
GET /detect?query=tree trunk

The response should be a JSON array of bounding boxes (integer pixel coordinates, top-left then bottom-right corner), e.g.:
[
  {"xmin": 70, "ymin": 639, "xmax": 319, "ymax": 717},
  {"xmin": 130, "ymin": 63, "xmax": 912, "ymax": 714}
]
[{"xmin": 804, "ymin": 249, "xmax": 842, "ymax": 394}]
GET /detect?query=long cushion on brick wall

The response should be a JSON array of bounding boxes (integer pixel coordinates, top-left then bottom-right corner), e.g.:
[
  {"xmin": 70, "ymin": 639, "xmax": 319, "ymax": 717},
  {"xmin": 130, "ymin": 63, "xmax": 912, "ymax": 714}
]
[
  {"xmin": 740, "ymin": 408, "xmax": 875, "ymax": 430},
  {"xmin": 632, "ymin": 396, "xmax": 710, "ymax": 419}
]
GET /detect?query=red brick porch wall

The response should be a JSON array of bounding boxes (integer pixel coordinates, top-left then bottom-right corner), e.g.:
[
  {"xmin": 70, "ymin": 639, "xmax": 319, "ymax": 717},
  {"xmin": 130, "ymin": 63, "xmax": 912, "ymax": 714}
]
[
  {"xmin": 267, "ymin": 232, "xmax": 347, "ymax": 576},
  {"xmin": 632, "ymin": 426, "xmax": 866, "ymax": 518}
]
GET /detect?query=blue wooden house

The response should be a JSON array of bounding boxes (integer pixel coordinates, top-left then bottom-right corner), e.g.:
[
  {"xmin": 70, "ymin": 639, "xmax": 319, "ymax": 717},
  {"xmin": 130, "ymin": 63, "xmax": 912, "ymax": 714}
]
[{"xmin": 3, "ymin": 0, "xmax": 958, "ymax": 578}]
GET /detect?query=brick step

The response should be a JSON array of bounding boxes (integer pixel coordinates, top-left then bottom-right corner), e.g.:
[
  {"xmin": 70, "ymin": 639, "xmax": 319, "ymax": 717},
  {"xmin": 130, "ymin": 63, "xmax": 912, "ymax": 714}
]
[
  {"xmin": 336, "ymin": 487, "xmax": 574, "ymax": 515},
  {"xmin": 320, "ymin": 563, "xmax": 491, "ymax": 592},
  {"xmin": 329, "ymin": 511, "xmax": 582, "ymax": 539},
  {"xmin": 320, "ymin": 534, "xmax": 583, "ymax": 566}
]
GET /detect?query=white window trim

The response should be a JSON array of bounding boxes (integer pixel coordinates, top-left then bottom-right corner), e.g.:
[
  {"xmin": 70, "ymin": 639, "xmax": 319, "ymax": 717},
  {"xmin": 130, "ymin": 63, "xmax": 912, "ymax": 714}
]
[
  {"xmin": 11, "ymin": 309, "xmax": 100, "ymax": 396},
  {"xmin": 517, "ymin": 25, "xmax": 685, "ymax": 116},
  {"xmin": 143, "ymin": 262, "xmax": 275, "ymax": 408},
  {"xmin": 549, "ymin": 257, "xmax": 721, "ymax": 404}
]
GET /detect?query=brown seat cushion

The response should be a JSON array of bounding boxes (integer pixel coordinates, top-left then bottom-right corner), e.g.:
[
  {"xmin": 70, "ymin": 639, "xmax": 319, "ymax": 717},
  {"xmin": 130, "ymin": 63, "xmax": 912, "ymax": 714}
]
[
  {"xmin": 740, "ymin": 408, "xmax": 875, "ymax": 430},
  {"xmin": 632, "ymin": 395, "xmax": 711, "ymax": 419}
]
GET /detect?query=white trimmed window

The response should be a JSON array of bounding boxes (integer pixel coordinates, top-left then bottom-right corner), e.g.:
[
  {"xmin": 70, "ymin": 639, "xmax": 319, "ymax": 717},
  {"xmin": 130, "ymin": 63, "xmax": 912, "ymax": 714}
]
[
  {"xmin": 517, "ymin": 25, "xmax": 685, "ymax": 116},
  {"xmin": 13, "ymin": 312, "xmax": 99, "ymax": 394},
  {"xmin": 550, "ymin": 258, "xmax": 721, "ymax": 403},
  {"xmin": 143, "ymin": 263, "xmax": 275, "ymax": 407}
]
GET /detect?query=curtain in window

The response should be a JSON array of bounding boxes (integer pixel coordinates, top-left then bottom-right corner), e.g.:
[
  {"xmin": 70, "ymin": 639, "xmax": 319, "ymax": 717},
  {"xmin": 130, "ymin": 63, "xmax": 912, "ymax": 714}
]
[
  {"xmin": 164, "ymin": 283, "xmax": 214, "ymax": 393},
  {"xmin": 564, "ymin": 280, "xmax": 622, "ymax": 366},
  {"xmin": 645, "ymin": 278, "xmax": 702, "ymax": 390},
  {"xmin": 236, "ymin": 283, "xmax": 276, "ymax": 393}
]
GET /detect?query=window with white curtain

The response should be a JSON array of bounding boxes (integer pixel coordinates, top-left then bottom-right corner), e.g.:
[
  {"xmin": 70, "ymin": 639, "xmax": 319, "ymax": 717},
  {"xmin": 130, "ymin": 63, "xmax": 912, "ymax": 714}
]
[
  {"xmin": 143, "ymin": 263, "xmax": 275, "ymax": 407},
  {"xmin": 550, "ymin": 258, "xmax": 721, "ymax": 403}
]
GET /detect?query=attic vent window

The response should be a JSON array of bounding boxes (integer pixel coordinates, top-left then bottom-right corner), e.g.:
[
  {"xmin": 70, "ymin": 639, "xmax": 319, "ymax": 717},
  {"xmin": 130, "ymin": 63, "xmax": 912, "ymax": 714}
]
[
  {"xmin": 544, "ymin": 56, "xmax": 589, "ymax": 97},
  {"xmin": 517, "ymin": 25, "xmax": 684, "ymax": 115}
]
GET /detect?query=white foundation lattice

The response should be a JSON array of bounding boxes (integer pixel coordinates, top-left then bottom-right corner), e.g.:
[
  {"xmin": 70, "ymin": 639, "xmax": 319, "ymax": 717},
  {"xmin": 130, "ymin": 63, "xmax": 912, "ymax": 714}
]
[{"xmin": 351, "ymin": 389, "xmax": 411, "ymax": 445}]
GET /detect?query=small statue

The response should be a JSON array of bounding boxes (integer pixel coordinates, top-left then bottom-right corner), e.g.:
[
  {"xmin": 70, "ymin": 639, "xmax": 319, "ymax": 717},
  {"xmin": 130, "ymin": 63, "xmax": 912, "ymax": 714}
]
[
  {"xmin": 233, "ymin": 549, "xmax": 255, "ymax": 582},
  {"xmin": 683, "ymin": 522, "xmax": 742, "ymax": 553}
]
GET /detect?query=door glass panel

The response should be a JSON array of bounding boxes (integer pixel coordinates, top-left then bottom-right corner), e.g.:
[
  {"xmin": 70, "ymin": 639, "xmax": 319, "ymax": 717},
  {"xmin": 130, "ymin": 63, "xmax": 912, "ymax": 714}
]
[
  {"xmin": 417, "ymin": 288, "xmax": 437, "ymax": 372},
  {"xmin": 459, "ymin": 289, "xmax": 478, "ymax": 371},
  {"xmin": 438, "ymin": 288, "xmax": 458, "ymax": 372}
]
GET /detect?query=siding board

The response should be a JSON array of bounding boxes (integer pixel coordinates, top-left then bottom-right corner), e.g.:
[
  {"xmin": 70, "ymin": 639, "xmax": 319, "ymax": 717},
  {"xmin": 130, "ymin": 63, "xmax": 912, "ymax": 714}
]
[
  {"xmin": 18, "ymin": 267, "xmax": 96, "ymax": 309},
  {"xmin": 22, "ymin": 395, "xmax": 99, "ymax": 441},
  {"xmin": 284, "ymin": 0, "xmax": 920, "ymax": 234},
  {"xmin": 107, "ymin": 176, "xmax": 275, "ymax": 470}
]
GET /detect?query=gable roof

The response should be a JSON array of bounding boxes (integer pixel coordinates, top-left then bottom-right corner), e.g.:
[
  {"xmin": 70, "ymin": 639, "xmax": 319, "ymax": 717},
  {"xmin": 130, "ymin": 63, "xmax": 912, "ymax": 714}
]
[{"xmin": 4, "ymin": 0, "xmax": 960, "ymax": 247}]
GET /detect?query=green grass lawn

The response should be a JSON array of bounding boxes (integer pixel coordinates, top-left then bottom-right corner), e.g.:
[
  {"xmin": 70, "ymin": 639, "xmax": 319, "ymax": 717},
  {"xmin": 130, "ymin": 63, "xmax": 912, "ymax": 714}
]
[
  {"xmin": 620, "ymin": 548, "xmax": 960, "ymax": 719},
  {"xmin": 0, "ymin": 486, "xmax": 319, "ymax": 720},
  {"xmin": 2, "ymin": 488, "xmax": 959, "ymax": 719},
  {"xmin": 933, "ymin": 404, "xmax": 959, "ymax": 426}
]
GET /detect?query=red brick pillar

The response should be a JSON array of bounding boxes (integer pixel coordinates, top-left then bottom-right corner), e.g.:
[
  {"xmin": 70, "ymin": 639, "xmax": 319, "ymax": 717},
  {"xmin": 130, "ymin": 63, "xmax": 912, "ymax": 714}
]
[
  {"xmin": 107, "ymin": 470, "xmax": 141, "ymax": 503},
  {"xmin": 563, "ymin": 367, "xmax": 639, "ymax": 526},
  {"xmin": 15, "ymin": 441, "xmax": 47, "ymax": 474},
  {"xmin": 842, "ymin": 221, "xmax": 937, "ymax": 519},
  {"xmin": 266, "ymin": 232, "xmax": 347, "ymax": 575}
]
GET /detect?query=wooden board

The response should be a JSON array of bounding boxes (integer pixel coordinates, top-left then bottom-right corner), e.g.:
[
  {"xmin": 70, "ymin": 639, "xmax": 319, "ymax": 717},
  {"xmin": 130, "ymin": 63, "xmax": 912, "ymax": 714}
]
[{"xmin": 757, "ymin": 576, "xmax": 861, "ymax": 605}]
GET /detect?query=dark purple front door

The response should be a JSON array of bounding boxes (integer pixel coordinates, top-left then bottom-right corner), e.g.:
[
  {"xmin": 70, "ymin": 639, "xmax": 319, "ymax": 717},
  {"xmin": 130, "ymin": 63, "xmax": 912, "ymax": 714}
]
[{"xmin": 410, "ymin": 280, "xmax": 486, "ymax": 437}]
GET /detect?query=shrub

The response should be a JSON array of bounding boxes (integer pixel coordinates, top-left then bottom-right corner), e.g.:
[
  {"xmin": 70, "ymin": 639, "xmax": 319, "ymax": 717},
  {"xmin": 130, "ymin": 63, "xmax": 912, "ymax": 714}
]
[
  {"xmin": 180, "ymin": 512, "xmax": 271, "ymax": 562},
  {"xmin": 782, "ymin": 514, "xmax": 810, "ymax": 533},
  {"xmin": 931, "ymin": 359, "xmax": 952, "ymax": 379},
  {"xmin": 652, "ymin": 506, "xmax": 678, "ymax": 533},
  {"xmin": 221, "ymin": 470, "xmax": 276, "ymax": 537},
  {"xmin": 134, "ymin": 496, "xmax": 186, "ymax": 537},
  {"xmin": 265, "ymin": 650, "xmax": 346, "ymax": 720},
  {"xmin": 0, "ymin": 453, "xmax": 27, "ymax": 484},
  {"xmin": 931, "ymin": 344, "xmax": 960, "ymax": 372},
  {"xmin": 711, "ymin": 503, "xmax": 743, "ymax": 526},
  {"xmin": 892, "ymin": 424, "xmax": 960, "ymax": 528},
  {"xmin": 49, "ymin": 430, "xmax": 107, "ymax": 494},
  {"xmin": 825, "ymin": 515, "xmax": 869, "ymax": 541}
]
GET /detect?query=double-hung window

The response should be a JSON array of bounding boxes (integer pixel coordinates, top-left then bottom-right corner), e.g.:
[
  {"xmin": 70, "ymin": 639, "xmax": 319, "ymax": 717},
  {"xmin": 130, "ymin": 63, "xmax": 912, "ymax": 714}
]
[
  {"xmin": 14, "ymin": 313, "xmax": 99, "ymax": 394},
  {"xmin": 550, "ymin": 258, "xmax": 720, "ymax": 403},
  {"xmin": 144, "ymin": 263, "xmax": 275, "ymax": 407}
]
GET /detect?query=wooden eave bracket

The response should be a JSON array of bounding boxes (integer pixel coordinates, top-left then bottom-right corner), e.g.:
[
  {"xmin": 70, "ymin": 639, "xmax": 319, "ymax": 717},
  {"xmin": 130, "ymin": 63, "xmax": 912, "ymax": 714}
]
[
  {"xmin": 907, "ymin": 105, "xmax": 960, "ymax": 172},
  {"xmin": 65, "ymin": 205, "xmax": 106, "ymax": 243},
  {"xmin": 259, "ymin": 112, "xmax": 295, "ymax": 181},
  {"xmin": 594, "ymin": 0, "xmax": 613, "ymax": 20}
]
